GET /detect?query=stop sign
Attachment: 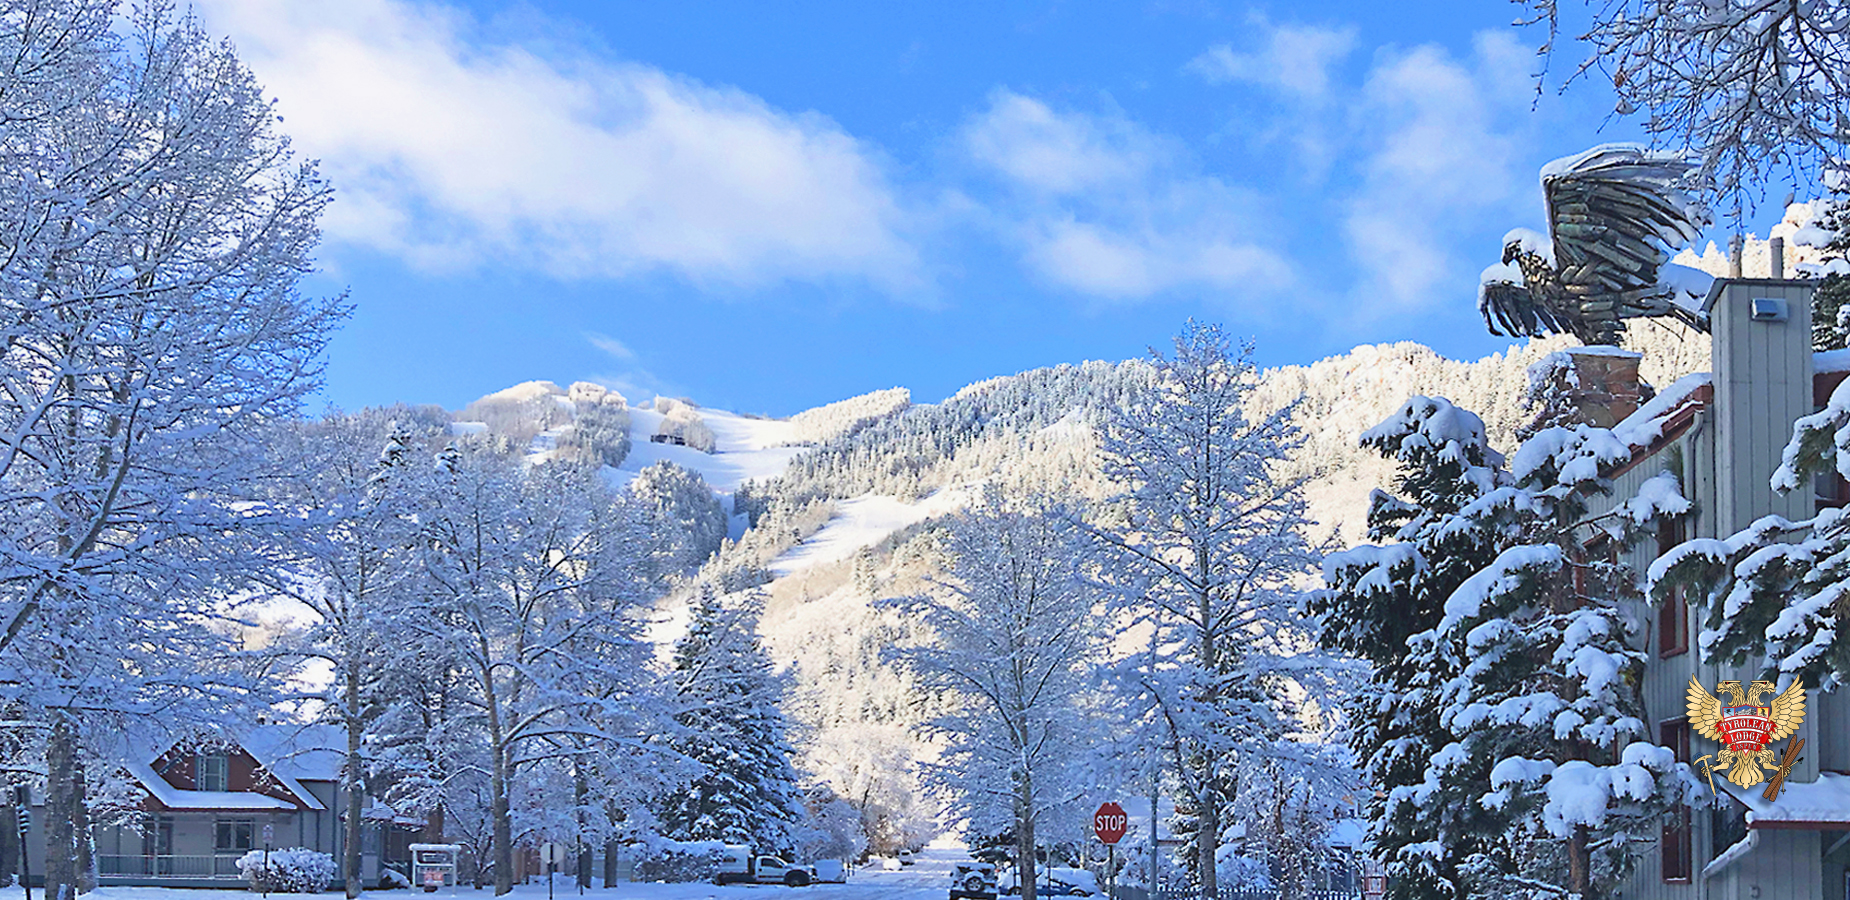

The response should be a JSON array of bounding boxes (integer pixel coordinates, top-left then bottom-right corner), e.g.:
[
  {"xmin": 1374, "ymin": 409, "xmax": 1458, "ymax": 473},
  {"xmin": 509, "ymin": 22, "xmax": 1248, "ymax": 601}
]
[{"xmin": 1093, "ymin": 801, "xmax": 1128, "ymax": 844}]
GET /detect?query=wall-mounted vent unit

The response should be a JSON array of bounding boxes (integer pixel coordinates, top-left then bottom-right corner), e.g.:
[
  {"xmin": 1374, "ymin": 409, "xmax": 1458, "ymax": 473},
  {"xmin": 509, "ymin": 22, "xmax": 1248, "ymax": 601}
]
[{"xmin": 1751, "ymin": 297, "xmax": 1788, "ymax": 321}]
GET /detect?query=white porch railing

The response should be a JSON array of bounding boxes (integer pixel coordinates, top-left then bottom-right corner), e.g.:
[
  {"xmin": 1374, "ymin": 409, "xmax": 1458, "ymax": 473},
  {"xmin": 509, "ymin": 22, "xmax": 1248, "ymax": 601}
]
[{"xmin": 97, "ymin": 854, "xmax": 244, "ymax": 878}]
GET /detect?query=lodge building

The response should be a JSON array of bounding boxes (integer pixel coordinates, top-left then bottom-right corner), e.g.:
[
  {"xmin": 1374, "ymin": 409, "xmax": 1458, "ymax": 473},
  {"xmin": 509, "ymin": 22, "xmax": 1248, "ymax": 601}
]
[{"xmin": 1570, "ymin": 278, "xmax": 1850, "ymax": 900}]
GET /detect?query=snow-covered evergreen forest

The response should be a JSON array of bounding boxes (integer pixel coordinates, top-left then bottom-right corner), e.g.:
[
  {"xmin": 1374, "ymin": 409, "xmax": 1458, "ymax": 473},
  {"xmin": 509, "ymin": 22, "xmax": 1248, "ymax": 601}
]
[{"xmin": 2, "ymin": 2, "xmax": 1849, "ymax": 900}]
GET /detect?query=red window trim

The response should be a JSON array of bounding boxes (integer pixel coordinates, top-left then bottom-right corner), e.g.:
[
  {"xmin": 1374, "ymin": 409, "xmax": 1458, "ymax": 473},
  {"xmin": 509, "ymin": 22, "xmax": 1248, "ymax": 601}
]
[{"xmin": 1659, "ymin": 718, "xmax": 1692, "ymax": 882}]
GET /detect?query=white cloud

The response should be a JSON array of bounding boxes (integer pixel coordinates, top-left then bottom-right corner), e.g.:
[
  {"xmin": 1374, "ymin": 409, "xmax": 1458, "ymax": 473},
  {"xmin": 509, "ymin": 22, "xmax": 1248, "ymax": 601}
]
[
  {"xmin": 961, "ymin": 91, "xmax": 1292, "ymax": 300},
  {"xmin": 583, "ymin": 333, "xmax": 674, "ymax": 401},
  {"xmin": 1185, "ymin": 25, "xmax": 1545, "ymax": 318},
  {"xmin": 584, "ymin": 331, "xmax": 637, "ymax": 362},
  {"xmin": 963, "ymin": 92, "xmax": 1168, "ymax": 196},
  {"xmin": 195, "ymin": 0, "xmax": 920, "ymax": 290},
  {"xmin": 1186, "ymin": 21, "xmax": 1358, "ymax": 100},
  {"xmin": 1341, "ymin": 31, "xmax": 1538, "ymax": 311}
]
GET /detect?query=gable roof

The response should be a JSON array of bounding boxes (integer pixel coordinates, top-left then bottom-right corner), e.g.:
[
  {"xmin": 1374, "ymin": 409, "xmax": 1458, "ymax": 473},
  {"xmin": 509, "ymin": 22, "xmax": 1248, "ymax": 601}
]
[
  {"xmin": 124, "ymin": 758, "xmax": 298, "ymax": 811},
  {"xmin": 127, "ymin": 724, "xmax": 341, "ymax": 812},
  {"xmin": 1606, "ymin": 373, "xmax": 1713, "ymax": 479}
]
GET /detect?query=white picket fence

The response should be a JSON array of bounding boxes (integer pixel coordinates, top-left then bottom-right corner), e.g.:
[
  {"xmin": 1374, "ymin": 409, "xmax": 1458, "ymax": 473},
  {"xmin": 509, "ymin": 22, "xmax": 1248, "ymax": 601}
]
[{"xmin": 1148, "ymin": 887, "xmax": 1361, "ymax": 900}]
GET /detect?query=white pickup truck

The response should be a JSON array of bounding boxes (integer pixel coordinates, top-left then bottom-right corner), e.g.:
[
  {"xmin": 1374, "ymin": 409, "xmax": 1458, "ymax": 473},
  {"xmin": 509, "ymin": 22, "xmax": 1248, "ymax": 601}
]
[{"xmin": 714, "ymin": 845, "xmax": 815, "ymax": 886}]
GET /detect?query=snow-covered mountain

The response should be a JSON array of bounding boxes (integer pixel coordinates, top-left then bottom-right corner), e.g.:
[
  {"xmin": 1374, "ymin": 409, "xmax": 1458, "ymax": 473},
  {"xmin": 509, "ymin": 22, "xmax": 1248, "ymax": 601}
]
[{"xmin": 443, "ymin": 319, "xmax": 1715, "ymax": 848}]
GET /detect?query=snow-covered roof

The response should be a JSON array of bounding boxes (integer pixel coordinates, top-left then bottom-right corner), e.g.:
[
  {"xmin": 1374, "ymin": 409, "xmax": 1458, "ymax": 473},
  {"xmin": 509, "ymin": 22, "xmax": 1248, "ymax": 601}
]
[
  {"xmin": 122, "ymin": 723, "xmax": 343, "ymax": 813},
  {"xmin": 1612, "ymin": 373, "xmax": 1712, "ymax": 450},
  {"xmin": 362, "ymin": 798, "xmax": 424, "ymax": 826},
  {"xmin": 1725, "ymin": 772, "xmax": 1850, "ymax": 828},
  {"xmin": 1325, "ymin": 818, "xmax": 1364, "ymax": 849},
  {"xmin": 242, "ymin": 723, "xmax": 345, "ymax": 783},
  {"xmin": 240, "ymin": 723, "xmax": 345, "ymax": 811},
  {"xmin": 1817, "ymin": 349, "xmax": 1850, "ymax": 375},
  {"xmin": 1604, "ymin": 348, "xmax": 1847, "ymax": 476},
  {"xmin": 123, "ymin": 759, "xmax": 297, "ymax": 811}
]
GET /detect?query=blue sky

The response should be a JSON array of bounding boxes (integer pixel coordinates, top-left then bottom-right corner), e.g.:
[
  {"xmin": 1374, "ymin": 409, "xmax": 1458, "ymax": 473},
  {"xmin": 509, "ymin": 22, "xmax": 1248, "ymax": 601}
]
[{"xmin": 192, "ymin": 0, "xmax": 1783, "ymax": 416}]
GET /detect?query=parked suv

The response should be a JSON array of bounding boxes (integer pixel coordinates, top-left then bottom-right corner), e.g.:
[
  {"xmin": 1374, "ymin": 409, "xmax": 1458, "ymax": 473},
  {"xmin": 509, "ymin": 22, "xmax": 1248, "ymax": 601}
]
[{"xmin": 950, "ymin": 861, "xmax": 998, "ymax": 900}]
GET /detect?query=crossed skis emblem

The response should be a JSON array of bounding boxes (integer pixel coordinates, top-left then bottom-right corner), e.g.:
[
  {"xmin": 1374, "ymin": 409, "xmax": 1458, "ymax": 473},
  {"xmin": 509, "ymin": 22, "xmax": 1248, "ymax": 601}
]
[{"xmin": 1696, "ymin": 736, "xmax": 1805, "ymax": 802}]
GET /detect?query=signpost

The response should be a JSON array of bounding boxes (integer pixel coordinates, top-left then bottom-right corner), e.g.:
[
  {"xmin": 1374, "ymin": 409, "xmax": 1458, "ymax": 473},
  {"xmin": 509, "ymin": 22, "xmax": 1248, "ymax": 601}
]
[
  {"xmin": 14, "ymin": 786, "xmax": 30, "ymax": 900},
  {"xmin": 261, "ymin": 824, "xmax": 274, "ymax": 898},
  {"xmin": 1094, "ymin": 802, "xmax": 1126, "ymax": 899},
  {"xmin": 540, "ymin": 843, "xmax": 564, "ymax": 900}
]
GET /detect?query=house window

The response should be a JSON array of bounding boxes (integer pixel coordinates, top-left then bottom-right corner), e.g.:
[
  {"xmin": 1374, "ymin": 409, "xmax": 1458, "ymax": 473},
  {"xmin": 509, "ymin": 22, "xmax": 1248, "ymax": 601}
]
[
  {"xmin": 1660, "ymin": 718, "xmax": 1692, "ymax": 882},
  {"xmin": 197, "ymin": 752, "xmax": 229, "ymax": 792},
  {"xmin": 1570, "ymin": 534, "xmax": 1621, "ymax": 608},
  {"xmin": 1657, "ymin": 519, "xmax": 1689, "ymax": 657},
  {"xmin": 215, "ymin": 819, "xmax": 254, "ymax": 853}
]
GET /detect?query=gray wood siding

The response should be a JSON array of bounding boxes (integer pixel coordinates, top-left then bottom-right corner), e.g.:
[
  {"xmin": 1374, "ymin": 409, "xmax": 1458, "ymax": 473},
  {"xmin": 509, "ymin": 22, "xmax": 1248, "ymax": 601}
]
[
  {"xmin": 1712, "ymin": 282, "xmax": 1815, "ymax": 535},
  {"xmin": 1597, "ymin": 281, "xmax": 1830, "ymax": 900}
]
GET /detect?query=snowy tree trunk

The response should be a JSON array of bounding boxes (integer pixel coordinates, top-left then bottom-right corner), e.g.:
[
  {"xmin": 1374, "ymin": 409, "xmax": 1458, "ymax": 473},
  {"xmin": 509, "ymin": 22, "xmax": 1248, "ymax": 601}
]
[
  {"xmin": 488, "ymin": 664, "xmax": 513, "ymax": 900},
  {"xmin": 44, "ymin": 714, "xmax": 74, "ymax": 900},
  {"xmin": 574, "ymin": 761, "xmax": 590, "ymax": 890},
  {"xmin": 1569, "ymin": 824, "xmax": 1590, "ymax": 896},
  {"xmin": 71, "ymin": 762, "xmax": 92, "ymax": 895},
  {"xmin": 602, "ymin": 839, "xmax": 620, "ymax": 888},
  {"xmin": 345, "ymin": 664, "xmax": 366, "ymax": 899},
  {"xmin": 491, "ymin": 760, "xmax": 512, "ymax": 897},
  {"xmin": 424, "ymin": 807, "xmax": 445, "ymax": 845},
  {"xmin": 1195, "ymin": 794, "xmax": 1218, "ymax": 900},
  {"xmin": 1016, "ymin": 780, "xmax": 1037, "ymax": 900}
]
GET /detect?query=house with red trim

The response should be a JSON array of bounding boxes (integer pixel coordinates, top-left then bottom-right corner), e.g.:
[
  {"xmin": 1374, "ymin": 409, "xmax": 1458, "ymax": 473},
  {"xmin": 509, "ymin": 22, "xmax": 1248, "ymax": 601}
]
[
  {"xmin": 1559, "ymin": 278, "xmax": 1849, "ymax": 900},
  {"xmin": 22, "ymin": 725, "xmax": 419, "ymax": 889}
]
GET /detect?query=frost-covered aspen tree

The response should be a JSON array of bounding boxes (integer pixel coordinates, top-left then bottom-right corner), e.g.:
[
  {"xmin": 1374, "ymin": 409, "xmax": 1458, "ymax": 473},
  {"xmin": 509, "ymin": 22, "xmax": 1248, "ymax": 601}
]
[
  {"xmin": 255, "ymin": 413, "xmax": 441, "ymax": 897},
  {"xmin": 1519, "ymin": 0, "xmax": 1849, "ymax": 207},
  {"xmin": 1402, "ymin": 424, "xmax": 1697, "ymax": 899},
  {"xmin": 1317, "ymin": 397, "xmax": 1516, "ymax": 900},
  {"xmin": 1653, "ymin": 376, "xmax": 1850, "ymax": 688},
  {"xmin": 1090, "ymin": 322, "xmax": 1331, "ymax": 899},
  {"xmin": 0, "ymin": 4, "xmax": 342, "ymax": 899},
  {"xmin": 884, "ymin": 488, "xmax": 1107, "ymax": 900},
  {"xmin": 416, "ymin": 452, "xmax": 665, "ymax": 895},
  {"xmin": 655, "ymin": 585, "xmax": 806, "ymax": 854}
]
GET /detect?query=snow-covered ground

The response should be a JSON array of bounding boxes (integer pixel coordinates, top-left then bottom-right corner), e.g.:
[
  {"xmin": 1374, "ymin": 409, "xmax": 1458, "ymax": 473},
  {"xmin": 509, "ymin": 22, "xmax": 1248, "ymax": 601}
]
[
  {"xmin": 607, "ymin": 407, "xmax": 807, "ymax": 494},
  {"xmin": 767, "ymin": 489, "xmax": 969, "ymax": 577},
  {"xmin": 85, "ymin": 850, "xmax": 968, "ymax": 900}
]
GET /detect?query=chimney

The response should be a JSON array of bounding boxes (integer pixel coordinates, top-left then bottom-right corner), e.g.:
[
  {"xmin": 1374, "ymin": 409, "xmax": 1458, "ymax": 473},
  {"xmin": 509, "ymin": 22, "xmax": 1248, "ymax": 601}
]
[
  {"xmin": 1536, "ymin": 346, "xmax": 1646, "ymax": 430},
  {"xmin": 1770, "ymin": 236, "xmax": 1785, "ymax": 278},
  {"xmin": 1728, "ymin": 234, "xmax": 1744, "ymax": 277},
  {"xmin": 1706, "ymin": 277, "xmax": 1816, "ymax": 534}
]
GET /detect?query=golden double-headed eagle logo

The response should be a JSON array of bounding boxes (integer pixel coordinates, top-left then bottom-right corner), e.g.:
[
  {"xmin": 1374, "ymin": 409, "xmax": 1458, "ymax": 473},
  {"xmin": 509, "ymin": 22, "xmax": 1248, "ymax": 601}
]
[{"xmin": 1686, "ymin": 676, "xmax": 1806, "ymax": 797}]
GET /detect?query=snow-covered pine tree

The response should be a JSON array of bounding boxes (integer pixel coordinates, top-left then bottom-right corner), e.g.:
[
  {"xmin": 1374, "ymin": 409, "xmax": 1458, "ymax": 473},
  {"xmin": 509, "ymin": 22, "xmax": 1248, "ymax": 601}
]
[
  {"xmin": 1651, "ymin": 374, "xmax": 1850, "ymax": 689},
  {"xmin": 1517, "ymin": 353, "xmax": 1591, "ymax": 442},
  {"xmin": 883, "ymin": 487, "xmax": 1106, "ymax": 900},
  {"xmin": 1090, "ymin": 322, "xmax": 1332, "ymax": 899},
  {"xmin": 1405, "ymin": 424, "xmax": 1696, "ymax": 899},
  {"xmin": 1804, "ymin": 178, "xmax": 1849, "ymax": 349},
  {"xmin": 657, "ymin": 587, "xmax": 806, "ymax": 854},
  {"xmin": 632, "ymin": 461, "xmax": 729, "ymax": 574},
  {"xmin": 1317, "ymin": 396, "xmax": 1515, "ymax": 900}
]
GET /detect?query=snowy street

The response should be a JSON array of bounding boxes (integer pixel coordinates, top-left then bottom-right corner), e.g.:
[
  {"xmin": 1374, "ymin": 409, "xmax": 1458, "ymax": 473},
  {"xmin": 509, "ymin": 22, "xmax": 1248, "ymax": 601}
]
[{"xmin": 85, "ymin": 853, "xmax": 963, "ymax": 900}]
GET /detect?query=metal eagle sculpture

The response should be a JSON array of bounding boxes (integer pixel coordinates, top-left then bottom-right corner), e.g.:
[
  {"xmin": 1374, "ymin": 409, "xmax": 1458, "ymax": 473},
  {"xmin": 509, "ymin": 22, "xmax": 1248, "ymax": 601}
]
[{"xmin": 1479, "ymin": 144, "xmax": 1711, "ymax": 345}]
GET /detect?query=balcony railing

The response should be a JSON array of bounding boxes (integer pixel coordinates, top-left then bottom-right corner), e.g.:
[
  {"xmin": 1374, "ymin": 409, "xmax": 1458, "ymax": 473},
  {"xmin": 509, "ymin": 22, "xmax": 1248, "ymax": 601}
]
[{"xmin": 98, "ymin": 854, "xmax": 245, "ymax": 879}]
